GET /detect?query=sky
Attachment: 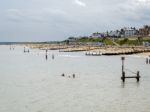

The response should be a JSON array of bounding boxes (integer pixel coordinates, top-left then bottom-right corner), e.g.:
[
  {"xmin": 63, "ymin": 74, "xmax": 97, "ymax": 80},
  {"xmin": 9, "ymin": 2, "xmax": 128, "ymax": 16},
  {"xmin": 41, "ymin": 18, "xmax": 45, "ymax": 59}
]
[{"xmin": 0, "ymin": 0, "xmax": 150, "ymax": 42}]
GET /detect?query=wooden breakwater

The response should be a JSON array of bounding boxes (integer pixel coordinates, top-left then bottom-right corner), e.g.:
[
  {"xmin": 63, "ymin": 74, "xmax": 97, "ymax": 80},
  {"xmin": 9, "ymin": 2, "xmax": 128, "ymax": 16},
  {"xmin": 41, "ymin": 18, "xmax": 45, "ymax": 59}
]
[
  {"xmin": 85, "ymin": 47, "xmax": 150, "ymax": 56},
  {"xmin": 39, "ymin": 47, "xmax": 66, "ymax": 50},
  {"xmin": 23, "ymin": 43, "xmax": 150, "ymax": 55},
  {"xmin": 25, "ymin": 44, "xmax": 68, "ymax": 50},
  {"xmin": 59, "ymin": 48, "xmax": 87, "ymax": 52},
  {"xmin": 59, "ymin": 46, "xmax": 101, "ymax": 52}
]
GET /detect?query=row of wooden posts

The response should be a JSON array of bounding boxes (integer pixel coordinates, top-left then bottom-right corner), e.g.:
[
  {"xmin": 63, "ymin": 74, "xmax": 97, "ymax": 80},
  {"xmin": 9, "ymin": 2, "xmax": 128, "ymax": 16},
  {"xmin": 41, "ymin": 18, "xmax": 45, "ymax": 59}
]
[
  {"xmin": 146, "ymin": 56, "xmax": 150, "ymax": 64},
  {"xmin": 45, "ymin": 49, "xmax": 55, "ymax": 60},
  {"xmin": 24, "ymin": 47, "xmax": 30, "ymax": 53},
  {"xmin": 23, "ymin": 47, "xmax": 141, "ymax": 82},
  {"xmin": 23, "ymin": 47, "xmax": 55, "ymax": 60}
]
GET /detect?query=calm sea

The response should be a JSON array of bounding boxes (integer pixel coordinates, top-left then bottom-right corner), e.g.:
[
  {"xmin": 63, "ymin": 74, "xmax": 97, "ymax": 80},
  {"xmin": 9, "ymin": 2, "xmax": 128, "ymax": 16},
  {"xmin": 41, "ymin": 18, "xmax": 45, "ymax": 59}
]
[{"xmin": 0, "ymin": 45, "xmax": 150, "ymax": 112}]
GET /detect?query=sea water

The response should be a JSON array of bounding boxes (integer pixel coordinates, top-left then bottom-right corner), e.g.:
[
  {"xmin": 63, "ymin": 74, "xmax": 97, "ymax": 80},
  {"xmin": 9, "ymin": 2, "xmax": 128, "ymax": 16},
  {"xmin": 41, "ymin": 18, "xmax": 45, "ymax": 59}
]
[{"xmin": 0, "ymin": 45, "xmax": 150, "ymax": 112}]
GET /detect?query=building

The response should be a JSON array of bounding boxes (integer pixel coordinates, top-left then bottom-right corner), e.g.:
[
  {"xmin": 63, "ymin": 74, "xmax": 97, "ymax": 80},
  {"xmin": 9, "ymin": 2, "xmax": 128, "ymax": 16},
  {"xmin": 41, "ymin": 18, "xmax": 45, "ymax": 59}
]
[
  {"xmin": 143, "ymin": 42, "xmax": 150, "ymax": 47},
  {"xmin": 68, "ymin": 37, "xmax": 78, "ymax": 42},
  {"xmin": 123, "ymin": 27, "xmax": 137, "ymax": 37},
  {"xmin": 91, "ymin": 32, "xmax": 104, "ymax": 38},
  {"xmin": 108, "ymin": 30, "xmax": 121, "ymax": 37},
  {"xmin": 139, "ymin": 25, "xmax": 150, "ymax": 36}
]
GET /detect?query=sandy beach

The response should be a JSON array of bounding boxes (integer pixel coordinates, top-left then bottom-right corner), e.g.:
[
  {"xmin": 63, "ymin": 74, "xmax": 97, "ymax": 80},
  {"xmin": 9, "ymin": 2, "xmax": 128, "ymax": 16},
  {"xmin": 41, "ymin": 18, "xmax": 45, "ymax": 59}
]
[{"xmin": 22, "ymin": 43, "xmax": 150, "ymax": 56}]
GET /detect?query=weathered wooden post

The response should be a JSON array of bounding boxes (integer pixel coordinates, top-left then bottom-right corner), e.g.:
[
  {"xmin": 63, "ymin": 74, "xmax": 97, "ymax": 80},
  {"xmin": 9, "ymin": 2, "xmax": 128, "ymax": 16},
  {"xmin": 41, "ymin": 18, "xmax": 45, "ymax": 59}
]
[
  {"xmin": 10, "ymin": 45, "xmax": 11, "ymax": 50},
  {"xmin": 121, "ymin": 71, "xmax": 125, "ymax": 82},
  {"xmin": 121, "ymin": 57, "xmax": 125, "ymax": 74},
  {"xmin": 45, "ymin": 55, "xmax": 48, "ymax": 60},
  {"xmin": 61, "ymin": 73, "xmax": 65, "ymax": 77},
  {"xmin": 73, "ymin": 74, "xmax": 75, "ymax": 78},
  {"xmin": 59, "ymin": 44, "xmax": 60, "ymax": 52},
  {"xmin": 121, "ymin": 57, "xmax": 125, "ymax": 82},
  {"xmin": 146, "ymin": 58, "xmax": 148, "ymax": 64},
  {"xmin": 136, "ymin": 71, "xmax": 140, "ymax": 82},
  {"xmin": 52, "ymin": 54, "xmax": 54, "ymax": 60},
  {"xmin": 24, "ymin": 47, "xmax": 25, "ymax": 53},
  {"xmin": 149, "ymin": 56, "xmax": 150, "ymax": 64},
  {"xmin": 45, "ymin": 49, "xmax": 48, "ymax": 60}
]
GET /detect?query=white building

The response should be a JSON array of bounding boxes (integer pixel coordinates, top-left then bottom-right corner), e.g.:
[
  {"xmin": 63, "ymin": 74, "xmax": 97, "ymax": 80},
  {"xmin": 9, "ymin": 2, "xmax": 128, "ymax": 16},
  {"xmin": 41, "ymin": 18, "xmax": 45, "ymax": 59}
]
[
  {"xmin": 123, "ymin": 27, "xmax": 137, "ymax": 37},
  {"xmin": 108, "ymin": 30, "xmax": 120, "ymax": 37}
]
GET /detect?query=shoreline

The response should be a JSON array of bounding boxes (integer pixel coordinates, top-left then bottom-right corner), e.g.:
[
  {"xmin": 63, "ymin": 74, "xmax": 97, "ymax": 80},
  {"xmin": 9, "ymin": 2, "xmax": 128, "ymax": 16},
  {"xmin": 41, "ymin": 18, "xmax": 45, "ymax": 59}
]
[{"xmin": 1, "ymin": 44, "xmax": 150, "ymax": 57}]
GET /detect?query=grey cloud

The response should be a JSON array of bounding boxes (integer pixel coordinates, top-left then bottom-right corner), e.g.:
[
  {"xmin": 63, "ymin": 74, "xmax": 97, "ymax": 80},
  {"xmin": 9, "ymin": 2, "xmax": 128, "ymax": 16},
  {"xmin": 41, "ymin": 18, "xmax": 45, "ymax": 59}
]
[
  {"xmin": 5, "ymin": 9, "xmax": 25, "ymax": 22},
  {"xmin": 0, "ymin": 0, "xmax": 150, "ymax": 41},
  {"xmin": 74, "ymin": 0, "xmax": 86, "ymax": 7}
]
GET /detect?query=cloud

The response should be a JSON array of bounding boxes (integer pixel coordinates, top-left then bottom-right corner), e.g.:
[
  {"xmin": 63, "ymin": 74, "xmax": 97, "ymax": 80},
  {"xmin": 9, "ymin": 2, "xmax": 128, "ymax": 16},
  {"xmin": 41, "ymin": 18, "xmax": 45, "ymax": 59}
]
[
  {"xmin": 74, "ymin": 0, "xmax": 86, "ymax": 7},
  {"xmin": 4, "ymin": 8, "xmax": 68, "ymax": 23},
  {"xmin": 137, "ymin": 0, "xmax": 150, "ymax": 3},
  {"xmin": 0, "ymin": 0, "xmax": 150, "ymax": 41},
  {"xmin": 5, "ymin": 9, "xmax": 25, "ymax": 22},
  {"xmin": 116, "ymin": 0, "xmax": 150, "ymax": 23}
]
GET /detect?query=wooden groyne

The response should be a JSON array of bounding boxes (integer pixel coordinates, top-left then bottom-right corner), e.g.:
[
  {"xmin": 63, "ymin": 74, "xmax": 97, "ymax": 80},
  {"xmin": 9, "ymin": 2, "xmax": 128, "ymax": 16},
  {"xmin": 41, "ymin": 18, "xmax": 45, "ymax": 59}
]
[
  {"xmin": 25, "ymin": 44, "xmax": 68, "ymax": 50},
  {"xmin": 59, "ymin": 46, "xmax": 101, "ymax": 52},
  {"xmin": 23, "ymin": 43, "xmax": 150, "ymax": 55},
  {"xmin": 85, "ymin": 47, "xmax": 150, "ymax": 56},
  {"xmin": 102, "ymin": 49, "xmax": 150, "ymax": 55},
  {"xmin": 59, "ymin": 49, "xmax": 86, "ymax": 52}
]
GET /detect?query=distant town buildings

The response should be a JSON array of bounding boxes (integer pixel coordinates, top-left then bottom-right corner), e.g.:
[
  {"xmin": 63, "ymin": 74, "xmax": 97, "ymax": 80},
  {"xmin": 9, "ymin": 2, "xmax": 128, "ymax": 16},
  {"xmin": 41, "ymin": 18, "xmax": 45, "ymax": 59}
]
[
  {"xmin": 143, "ymin": 42, "xmax": 150, "ymax": 46},
  {"xmin": 91, "ymin": 27, "xmax": 139, "ymax": 38},
  {"xmin": 139, "ymin": 25, "xmax": 150, "ymax": 36},
  {"xmin": 108, "ymin": 30, "xmax": 121, "ymax": 37},
  {"xmin": 123, "ymin": 27, "xmax": 138, "ymax": 37},
  {"xmin": 66, "ymin": 25, "xmax": 150, "ymax": 42},
  {"xmin": 91, "ymin": 32, "xmax": 105, "ymax": 38}
]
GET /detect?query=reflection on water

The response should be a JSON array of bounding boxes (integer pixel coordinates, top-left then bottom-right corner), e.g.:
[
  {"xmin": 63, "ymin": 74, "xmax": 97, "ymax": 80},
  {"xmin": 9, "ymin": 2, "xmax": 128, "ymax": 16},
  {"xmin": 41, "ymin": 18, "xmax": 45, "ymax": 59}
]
[
  {"xmin": 0, "ymin": 45, "xmax": 150, "ymax": 112},
  {"xmin": 121, "ymin": 81, "xmax": 140, "ymax": 88}
]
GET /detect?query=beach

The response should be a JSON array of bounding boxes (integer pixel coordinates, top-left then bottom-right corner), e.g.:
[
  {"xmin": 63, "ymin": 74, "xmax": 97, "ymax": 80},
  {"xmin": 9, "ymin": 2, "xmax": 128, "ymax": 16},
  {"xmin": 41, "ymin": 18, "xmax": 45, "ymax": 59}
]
[{"xmin": 22, "ymin": 43, "xmax": 150, "ymax": 56}]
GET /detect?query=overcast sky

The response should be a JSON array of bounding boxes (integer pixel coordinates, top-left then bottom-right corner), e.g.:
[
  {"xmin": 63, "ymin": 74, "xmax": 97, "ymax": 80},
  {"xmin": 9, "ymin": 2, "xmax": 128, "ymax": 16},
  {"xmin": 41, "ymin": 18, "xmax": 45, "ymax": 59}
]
[{"xmin": 0, "ymin": 0, "xmax": 150, "ymax": 42}]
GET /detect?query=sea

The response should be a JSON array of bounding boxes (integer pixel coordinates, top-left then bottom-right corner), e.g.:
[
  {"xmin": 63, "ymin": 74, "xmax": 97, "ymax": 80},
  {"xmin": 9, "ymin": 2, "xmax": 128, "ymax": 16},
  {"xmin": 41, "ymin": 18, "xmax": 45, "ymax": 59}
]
[{"xmin": 0, "ymin": 45, "xmax": 150, "ymax": 112}]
